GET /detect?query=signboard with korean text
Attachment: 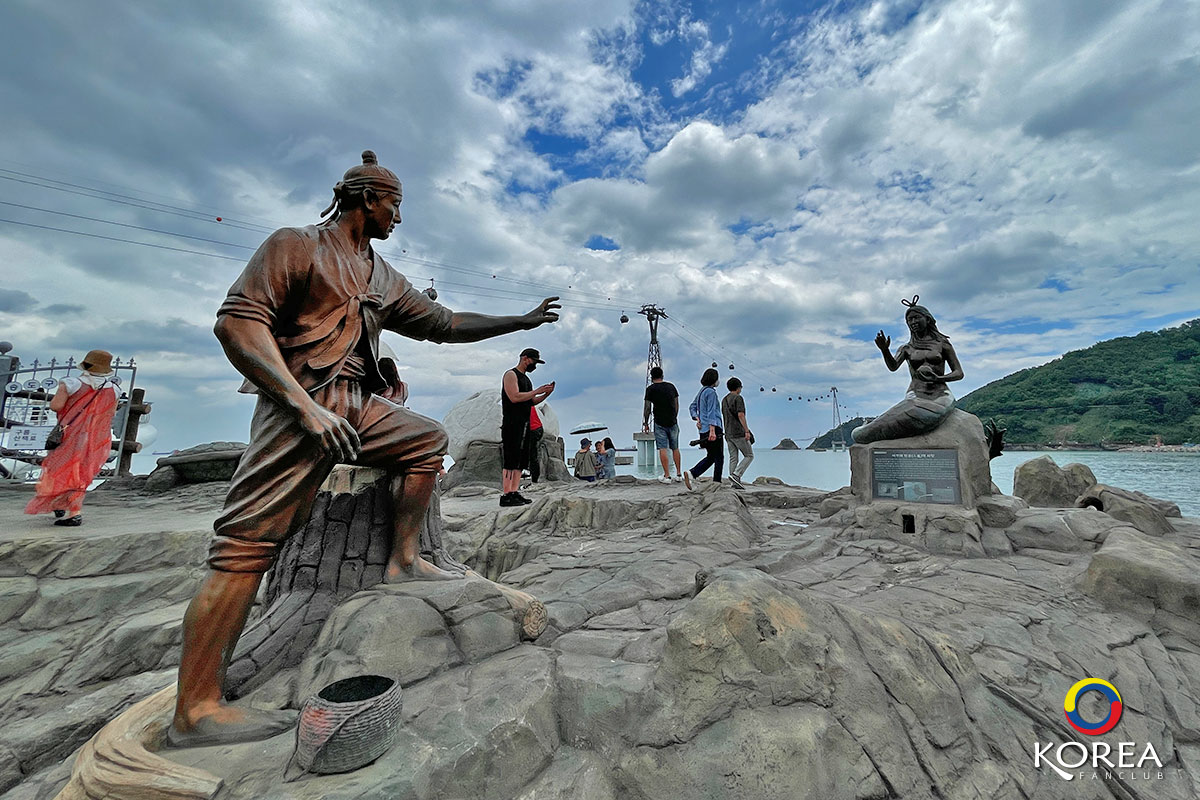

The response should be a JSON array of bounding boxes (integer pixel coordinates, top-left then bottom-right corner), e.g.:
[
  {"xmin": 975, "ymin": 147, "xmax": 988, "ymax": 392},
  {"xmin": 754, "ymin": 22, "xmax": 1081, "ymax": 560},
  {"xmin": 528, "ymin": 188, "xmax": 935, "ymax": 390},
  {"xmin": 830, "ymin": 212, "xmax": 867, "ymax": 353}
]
[
  {"xmin": 7, "ymin": 425, "xmax": 52, "ymax": 451},
  {"xmin": 871, "ymin": 448, "xmax": 960, "ymax": 504}
]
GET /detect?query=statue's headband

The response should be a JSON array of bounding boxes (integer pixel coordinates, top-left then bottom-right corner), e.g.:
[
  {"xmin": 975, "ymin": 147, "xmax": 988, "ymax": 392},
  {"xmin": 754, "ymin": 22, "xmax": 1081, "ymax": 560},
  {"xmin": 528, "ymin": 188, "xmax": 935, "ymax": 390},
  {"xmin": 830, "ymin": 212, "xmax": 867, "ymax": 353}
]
[
  {"xmin": 320, "ymin": 150, "xmax": 401, "ymax": 217},
  {"xmin": 901, "ymin": 294, "xmax": 920, "ymax": 308}
]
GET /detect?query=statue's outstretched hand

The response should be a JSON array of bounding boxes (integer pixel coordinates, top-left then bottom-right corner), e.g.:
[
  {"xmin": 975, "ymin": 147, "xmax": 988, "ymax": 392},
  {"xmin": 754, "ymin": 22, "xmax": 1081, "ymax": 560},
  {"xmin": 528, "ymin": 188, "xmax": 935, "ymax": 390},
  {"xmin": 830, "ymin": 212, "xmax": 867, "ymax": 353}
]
[
  {"xmin": 298, "ymin": 403, "xmax": 361, "ymax": 462},
  {"xmin": 524, "ymin": 297, "xmax": 561, "ymax": 328},
  {"xmin": 874, "ymin": 330, "xmax": 890, "ymax": 350}
]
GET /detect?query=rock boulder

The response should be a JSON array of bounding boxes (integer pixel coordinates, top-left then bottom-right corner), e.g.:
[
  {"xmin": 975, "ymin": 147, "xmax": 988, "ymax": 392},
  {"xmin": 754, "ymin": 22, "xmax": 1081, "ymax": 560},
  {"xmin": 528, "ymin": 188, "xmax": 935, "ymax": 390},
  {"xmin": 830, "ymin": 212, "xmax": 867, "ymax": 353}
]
[
  {"xmin": 1011, "ymin": 456, "xmax": 1095, "ymax": 508},
  {"xmin": 143, "ymin": 441, "xmax": 246, "ymax": 493},
  {"xmin": 442, "ymin": 392, "xmax": 568, "ymax": 487},
  {"xmin": 1076, "ymin": 483, "xmax": 1178, "ymax": 536},
  {"xmin": 443, "ymin": 390, "xmax": 560, "ymax": 462}
]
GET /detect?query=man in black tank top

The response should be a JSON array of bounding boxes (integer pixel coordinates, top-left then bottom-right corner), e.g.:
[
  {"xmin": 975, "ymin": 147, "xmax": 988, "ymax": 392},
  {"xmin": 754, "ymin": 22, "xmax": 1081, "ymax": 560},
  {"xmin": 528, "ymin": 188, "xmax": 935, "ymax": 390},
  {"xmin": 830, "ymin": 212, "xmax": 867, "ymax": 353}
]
[{"xmin": 501, "ymin": 348, "xmax": 554, "ymax": 506}]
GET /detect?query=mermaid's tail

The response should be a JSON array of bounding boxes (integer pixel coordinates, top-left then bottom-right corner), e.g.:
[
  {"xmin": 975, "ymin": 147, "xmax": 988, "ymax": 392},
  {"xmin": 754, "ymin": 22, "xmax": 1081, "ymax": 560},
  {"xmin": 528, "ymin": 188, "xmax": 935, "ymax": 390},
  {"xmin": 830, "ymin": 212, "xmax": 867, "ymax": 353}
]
[{"xmin": 851, "ymin": 390, "xmax": 954, "ymax": 444}]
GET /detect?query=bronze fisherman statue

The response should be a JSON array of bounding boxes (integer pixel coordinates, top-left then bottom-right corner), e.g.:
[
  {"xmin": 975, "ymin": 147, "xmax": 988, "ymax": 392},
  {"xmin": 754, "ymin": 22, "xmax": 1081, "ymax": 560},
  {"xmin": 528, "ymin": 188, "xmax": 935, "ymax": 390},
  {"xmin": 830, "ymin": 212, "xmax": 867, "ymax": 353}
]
[{"xmin": 170, "ymin": 151, "xmax": 559, "ymax": 746}]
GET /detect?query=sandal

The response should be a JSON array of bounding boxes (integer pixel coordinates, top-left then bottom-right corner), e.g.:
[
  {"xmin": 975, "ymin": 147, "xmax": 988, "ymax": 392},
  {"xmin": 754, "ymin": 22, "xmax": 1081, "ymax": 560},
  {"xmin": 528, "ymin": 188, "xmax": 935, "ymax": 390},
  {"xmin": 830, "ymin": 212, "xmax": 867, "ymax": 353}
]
[{"xmin": 54, "ymin": 515, "xmax": 83, "ymax": 527}]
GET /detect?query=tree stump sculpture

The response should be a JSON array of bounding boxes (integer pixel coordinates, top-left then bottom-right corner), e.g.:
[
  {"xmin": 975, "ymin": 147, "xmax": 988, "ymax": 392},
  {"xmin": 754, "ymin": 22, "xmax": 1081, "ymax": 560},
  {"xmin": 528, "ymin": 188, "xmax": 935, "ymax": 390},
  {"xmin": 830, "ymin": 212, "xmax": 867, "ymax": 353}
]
[{"xmin": 225, "ymin": 465, "xmax": 545, "ymax": 698}]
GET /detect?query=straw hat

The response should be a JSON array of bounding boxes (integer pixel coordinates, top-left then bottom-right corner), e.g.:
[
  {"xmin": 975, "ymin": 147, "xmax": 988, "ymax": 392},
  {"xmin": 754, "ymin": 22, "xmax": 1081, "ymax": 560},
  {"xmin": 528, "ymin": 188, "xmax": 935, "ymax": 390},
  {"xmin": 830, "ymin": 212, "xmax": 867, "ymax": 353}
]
[{"xmin": 80, "ymin": 350, "xmax": 113, "ymax": 375}]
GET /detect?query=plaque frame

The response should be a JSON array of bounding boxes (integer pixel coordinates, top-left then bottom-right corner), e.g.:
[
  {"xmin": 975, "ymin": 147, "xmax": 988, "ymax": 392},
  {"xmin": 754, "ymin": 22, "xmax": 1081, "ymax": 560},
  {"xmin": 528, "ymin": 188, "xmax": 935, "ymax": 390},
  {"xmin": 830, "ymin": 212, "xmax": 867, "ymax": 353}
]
[{"xmin": 870, "ymin": 448, "xmax": 961, "ymax": 505}]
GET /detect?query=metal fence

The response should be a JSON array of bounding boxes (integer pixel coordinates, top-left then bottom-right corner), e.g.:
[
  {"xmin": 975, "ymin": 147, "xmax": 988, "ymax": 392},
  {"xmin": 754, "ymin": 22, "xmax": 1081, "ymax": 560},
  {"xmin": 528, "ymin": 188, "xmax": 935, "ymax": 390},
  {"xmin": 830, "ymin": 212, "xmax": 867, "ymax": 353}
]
[{"xmin": 0, "ymin": 356, "xmax": 138, "ymax": 482}]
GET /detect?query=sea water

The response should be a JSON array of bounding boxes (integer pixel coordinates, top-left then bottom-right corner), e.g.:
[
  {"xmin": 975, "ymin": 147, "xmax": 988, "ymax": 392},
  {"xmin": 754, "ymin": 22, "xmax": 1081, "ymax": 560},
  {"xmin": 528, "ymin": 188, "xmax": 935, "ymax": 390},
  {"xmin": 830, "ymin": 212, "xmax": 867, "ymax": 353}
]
[{"xmin": 622, "ymin": 449, "xmax": 1200, "ymax": 517}]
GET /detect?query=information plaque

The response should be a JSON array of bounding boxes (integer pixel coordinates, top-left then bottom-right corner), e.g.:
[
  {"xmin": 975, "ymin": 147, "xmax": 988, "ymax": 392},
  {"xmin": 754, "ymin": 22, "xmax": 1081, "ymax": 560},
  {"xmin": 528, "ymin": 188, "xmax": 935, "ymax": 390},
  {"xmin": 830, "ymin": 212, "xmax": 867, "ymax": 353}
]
[{"xmin": 871, "ymin": 448, "xmax": 960, "ymax": 504}]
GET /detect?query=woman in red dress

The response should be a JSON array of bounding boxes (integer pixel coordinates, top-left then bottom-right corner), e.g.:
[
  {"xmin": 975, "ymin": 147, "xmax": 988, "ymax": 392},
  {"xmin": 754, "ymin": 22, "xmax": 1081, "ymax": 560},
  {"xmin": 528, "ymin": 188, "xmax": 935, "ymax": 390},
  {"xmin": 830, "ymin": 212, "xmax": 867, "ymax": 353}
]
[{"xmin": 24, "ymin": 349, "xmax": 119, "ymax": 526}]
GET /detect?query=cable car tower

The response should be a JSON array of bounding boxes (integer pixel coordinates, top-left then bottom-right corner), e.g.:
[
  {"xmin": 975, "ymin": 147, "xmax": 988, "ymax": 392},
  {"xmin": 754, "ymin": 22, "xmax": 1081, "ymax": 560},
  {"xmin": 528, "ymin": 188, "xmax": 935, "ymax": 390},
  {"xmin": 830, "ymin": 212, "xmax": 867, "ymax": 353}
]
[
  {"xmin": 638, "ymin": 305, "xmax": 668, "ymax": 385},
  {"xmin": 830, "ymin": 386, "xmax": 845, "ymax": 447}
]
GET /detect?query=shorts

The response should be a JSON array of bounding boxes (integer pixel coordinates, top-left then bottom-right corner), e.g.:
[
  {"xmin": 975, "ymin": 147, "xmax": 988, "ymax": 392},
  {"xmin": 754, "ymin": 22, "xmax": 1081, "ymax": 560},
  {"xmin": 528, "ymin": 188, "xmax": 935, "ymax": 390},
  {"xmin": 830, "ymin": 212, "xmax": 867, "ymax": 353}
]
[
  {"xmin": 501, "ymin": 422, "xmax": 529, "ymax": 470},
  {"xmin": 653, "ymin": 422, "xmax": 680, "ymax": 450}
]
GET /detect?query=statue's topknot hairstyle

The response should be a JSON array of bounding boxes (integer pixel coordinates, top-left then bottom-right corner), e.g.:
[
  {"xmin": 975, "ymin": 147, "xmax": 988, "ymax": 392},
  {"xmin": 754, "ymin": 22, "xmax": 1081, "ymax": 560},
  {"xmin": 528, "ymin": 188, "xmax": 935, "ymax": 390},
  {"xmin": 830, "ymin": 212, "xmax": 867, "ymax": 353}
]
[{"xmin": 320, "ymin": 150, "xmax": 401, "ymax": 218}]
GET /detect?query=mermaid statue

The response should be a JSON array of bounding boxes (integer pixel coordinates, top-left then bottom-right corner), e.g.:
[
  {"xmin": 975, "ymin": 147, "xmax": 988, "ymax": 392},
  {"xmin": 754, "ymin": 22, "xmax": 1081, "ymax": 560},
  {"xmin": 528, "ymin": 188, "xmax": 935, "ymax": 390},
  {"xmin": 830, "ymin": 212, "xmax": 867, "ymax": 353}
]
[{"xmin": 851, "ymin": 296, "xmax": 964, "ymax": 445}]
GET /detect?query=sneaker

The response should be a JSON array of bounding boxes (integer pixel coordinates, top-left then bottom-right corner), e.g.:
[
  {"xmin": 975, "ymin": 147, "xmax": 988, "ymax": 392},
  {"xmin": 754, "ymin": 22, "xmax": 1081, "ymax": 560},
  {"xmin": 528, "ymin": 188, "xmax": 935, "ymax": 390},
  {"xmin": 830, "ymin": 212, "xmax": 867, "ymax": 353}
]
[
  {"xmin": 499, "ymin": 493, "xmax": 519, "ymax": 507},
  {"xmin": 514, "ymin": 493, "xmax": 534, "ymax": 505},
  {"xmin": 658, "ymin": 475, "xmax": 672, "ymax": 484},
  {"xmin": 672, "ymin": 474, "xmax": 683, "ymax": 483},
  {"xmin": 729, "ymin": 474, "xmax": 745, "ymax": 490},
  {"xmin": 683, "ymin": 471, "xmax": 692, "ymax": 491}
]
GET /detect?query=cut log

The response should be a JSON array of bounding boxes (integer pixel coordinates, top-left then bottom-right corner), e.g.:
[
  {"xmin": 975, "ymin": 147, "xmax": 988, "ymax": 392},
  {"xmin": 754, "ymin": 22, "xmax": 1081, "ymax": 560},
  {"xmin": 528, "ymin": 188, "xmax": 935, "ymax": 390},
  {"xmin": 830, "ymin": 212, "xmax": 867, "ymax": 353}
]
[
  {"xmin": 491, "ymin": 581, "xmax": 549, "ymax": 640},
  {"xmin": 224, "ymin": 465, "xmax": 527, "ymax": 698},
  {"xmin": 55, "ymin": 686, "xmax": 222, "ymax": 800}
]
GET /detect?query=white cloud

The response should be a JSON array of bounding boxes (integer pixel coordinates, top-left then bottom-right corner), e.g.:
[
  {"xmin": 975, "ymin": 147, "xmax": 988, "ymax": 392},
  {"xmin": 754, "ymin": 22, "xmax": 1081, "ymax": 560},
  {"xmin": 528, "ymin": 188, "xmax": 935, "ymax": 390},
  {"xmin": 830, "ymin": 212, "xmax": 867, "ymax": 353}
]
[
  {"xmin": 670, "ymin": 20, "xmax": 730, "ymax": 97},
  {"xmin": 2, "ymin": 0, "xmax": 1197, "ymax": 458}
]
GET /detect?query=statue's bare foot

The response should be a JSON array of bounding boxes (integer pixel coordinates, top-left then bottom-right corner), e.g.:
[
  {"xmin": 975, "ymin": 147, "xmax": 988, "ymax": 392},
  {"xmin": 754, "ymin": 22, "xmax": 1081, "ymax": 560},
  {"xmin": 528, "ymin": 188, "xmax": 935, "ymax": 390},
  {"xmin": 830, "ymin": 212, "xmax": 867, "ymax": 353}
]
[
  {"xmin": 166, "ymin": 705, "xmax": 297, "ymax": 748},
  {"xmin": 384, "ymin": 556, "xmax": 463, "ymax": 582}
]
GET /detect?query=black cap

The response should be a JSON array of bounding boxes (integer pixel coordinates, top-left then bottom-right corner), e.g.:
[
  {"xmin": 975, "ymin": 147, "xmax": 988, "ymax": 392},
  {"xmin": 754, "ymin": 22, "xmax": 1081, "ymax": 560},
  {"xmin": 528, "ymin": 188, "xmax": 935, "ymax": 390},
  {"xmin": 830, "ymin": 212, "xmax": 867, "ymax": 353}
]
[{"xmin": 520, "ymin": 348, "xmax": 545, "ymax": 364}]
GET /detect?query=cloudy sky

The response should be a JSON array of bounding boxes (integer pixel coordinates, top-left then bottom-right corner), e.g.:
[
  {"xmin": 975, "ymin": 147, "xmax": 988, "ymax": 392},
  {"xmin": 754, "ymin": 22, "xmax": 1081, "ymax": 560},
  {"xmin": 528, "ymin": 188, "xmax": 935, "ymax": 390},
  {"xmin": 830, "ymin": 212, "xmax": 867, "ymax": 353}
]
[{"xmin": 1, "ymin": 0, "xmax": 1197, "ymax": 467}]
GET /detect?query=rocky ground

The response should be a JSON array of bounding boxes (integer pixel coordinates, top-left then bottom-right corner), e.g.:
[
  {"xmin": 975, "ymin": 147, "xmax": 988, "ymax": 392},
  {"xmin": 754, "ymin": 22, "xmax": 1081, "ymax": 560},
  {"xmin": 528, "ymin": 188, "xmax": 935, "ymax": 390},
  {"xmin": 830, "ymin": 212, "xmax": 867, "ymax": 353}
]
[{"xmin": 2, "ymin": 472, "xmax": 1199, "ymax": 799}]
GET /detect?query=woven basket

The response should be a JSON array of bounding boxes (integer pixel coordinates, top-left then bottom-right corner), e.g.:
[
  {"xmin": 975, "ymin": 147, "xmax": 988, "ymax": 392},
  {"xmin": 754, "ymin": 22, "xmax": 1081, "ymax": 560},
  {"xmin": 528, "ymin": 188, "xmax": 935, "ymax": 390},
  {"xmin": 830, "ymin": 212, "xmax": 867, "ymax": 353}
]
[{"xmin": 295, "ymin": 675, "xmax": 403, "ymax": 774}]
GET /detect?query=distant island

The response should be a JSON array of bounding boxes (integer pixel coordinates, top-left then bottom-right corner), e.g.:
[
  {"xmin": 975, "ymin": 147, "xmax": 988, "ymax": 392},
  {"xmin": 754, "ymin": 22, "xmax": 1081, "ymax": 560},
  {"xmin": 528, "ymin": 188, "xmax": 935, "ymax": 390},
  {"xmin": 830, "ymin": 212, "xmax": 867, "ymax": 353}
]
[
  {"xmin": 956, "ymin": 319, "xmax": 1200, "ymax": 446},
  {"xmin": 806, "ymin": 417, "xmax": 871, "ymax": 450},
  {"xmin": 772, "ymin": 438, "xmax": 801, "ymax": 450}
]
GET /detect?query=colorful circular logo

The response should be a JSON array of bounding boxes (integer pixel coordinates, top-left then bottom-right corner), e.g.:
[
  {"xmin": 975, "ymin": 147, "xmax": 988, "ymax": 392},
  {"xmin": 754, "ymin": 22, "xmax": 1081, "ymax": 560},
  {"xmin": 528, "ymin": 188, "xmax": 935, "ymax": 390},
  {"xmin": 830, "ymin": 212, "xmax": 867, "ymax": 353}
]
[{"xmin": 1064, "ymin": 679, "xmax": 1122, "ymax": 735}]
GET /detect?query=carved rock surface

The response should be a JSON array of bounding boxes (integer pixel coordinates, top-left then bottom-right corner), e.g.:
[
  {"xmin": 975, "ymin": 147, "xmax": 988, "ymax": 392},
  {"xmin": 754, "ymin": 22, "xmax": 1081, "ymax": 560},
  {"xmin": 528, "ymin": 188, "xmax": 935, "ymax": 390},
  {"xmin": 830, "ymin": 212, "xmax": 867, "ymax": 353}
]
[
  {"xmin": 1080, "ymin": 527, "xmax": 1200, "ymax": 646},
  {"xmin": 835, "ymin": 501, "xmax": 985, "ymax": 557},
  {"xmin": 975, "ymin": 493, "xmax": 1028, "ymax": 528},
  {"xmin": 622, "ymin": 568, "xmax": 1025, "ymax": 799},
  {"xmin": 166, "ymin": 647, "xmax": 560, "ymax": 800},
  {"xmin": 1003, "ymin": 508, "xmax": 1126, "ymax": 553},
  {"xmin": 513, "ymin": 749, "xmax": 619, "ymax": 800},
  {"xmin": 443, "ymin": 390, "xmax": 502, "ymax": 463},
  {"xmin": 8, "ymin": 476, "xmax": 1200, "ymax": 799},
  {"xmin": 143, "ymin": 464, "xmax": 183, "ymax": 493}
]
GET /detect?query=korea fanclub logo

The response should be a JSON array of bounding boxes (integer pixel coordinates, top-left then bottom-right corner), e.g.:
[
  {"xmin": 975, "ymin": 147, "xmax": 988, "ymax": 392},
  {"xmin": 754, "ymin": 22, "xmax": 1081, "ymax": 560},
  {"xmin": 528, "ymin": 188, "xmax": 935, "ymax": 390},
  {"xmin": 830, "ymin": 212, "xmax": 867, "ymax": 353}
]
[
  {"xmin": 1065, "ymin": 678, "xmax": 1122, "ymax": 736},
  {"xmin": 1033, "ymin": 679, "xmax": 1166, "ymax": 782}
]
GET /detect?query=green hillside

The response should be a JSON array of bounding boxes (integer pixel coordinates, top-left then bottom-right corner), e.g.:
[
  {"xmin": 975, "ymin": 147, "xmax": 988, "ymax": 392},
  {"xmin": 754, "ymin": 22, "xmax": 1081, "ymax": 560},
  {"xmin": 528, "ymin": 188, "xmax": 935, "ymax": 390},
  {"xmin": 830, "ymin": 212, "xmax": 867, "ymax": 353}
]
[
  {"xmin": 807, "ymin": 417, "xmax": 869, "ymax": 449},
  {"xmin": 956, "ymin": 319, "xmax": 1200, "ymax": 446}
]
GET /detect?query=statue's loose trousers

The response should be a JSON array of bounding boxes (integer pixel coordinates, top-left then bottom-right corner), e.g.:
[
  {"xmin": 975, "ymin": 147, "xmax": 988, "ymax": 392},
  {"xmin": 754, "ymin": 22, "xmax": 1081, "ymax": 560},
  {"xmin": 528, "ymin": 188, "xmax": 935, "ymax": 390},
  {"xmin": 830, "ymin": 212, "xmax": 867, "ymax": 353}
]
[
  {"xmin": 208, "ymin": 379, "xmax": 446, "ymax": 573},
  {"xmin": 208, "ymin": 222, "xmax": 455, "ymax": 574}
]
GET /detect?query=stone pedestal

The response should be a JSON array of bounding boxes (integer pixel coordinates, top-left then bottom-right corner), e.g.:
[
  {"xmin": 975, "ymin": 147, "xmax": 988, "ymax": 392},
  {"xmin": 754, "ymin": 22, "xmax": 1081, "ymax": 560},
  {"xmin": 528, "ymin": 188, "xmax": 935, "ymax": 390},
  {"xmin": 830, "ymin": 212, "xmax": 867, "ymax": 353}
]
[
  {"xmin": 850, "ymin": 409, "xmax": 992, "ymax": 509},
  {"xmin": 634, "ymin": 431, "xmax": 657, "ymax": 467}
]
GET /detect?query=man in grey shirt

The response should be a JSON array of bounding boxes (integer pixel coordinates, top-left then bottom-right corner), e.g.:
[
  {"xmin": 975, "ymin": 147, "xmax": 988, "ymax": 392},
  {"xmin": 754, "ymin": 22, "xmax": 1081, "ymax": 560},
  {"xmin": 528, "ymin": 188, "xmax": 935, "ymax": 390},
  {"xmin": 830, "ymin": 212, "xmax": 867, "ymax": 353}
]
[{"xmin": 721, "ymin": 377, "xmax": 754, "ymax": 489}]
